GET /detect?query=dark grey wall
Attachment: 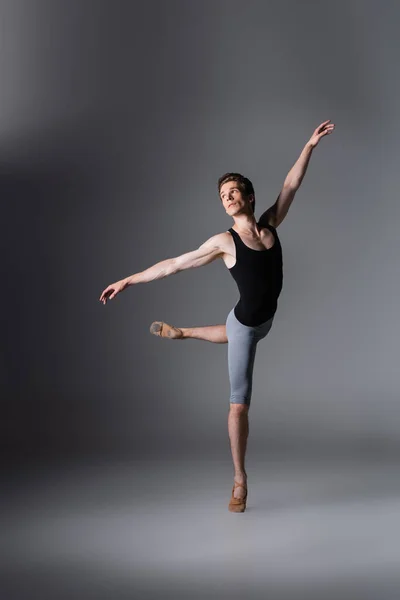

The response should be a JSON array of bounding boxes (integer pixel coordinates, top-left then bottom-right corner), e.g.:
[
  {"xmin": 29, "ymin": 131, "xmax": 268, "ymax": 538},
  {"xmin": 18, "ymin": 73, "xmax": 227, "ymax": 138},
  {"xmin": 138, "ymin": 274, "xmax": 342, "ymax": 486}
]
[{"xmin": 2, "ymin": 0, "xmax": 399, "ymax": 462}]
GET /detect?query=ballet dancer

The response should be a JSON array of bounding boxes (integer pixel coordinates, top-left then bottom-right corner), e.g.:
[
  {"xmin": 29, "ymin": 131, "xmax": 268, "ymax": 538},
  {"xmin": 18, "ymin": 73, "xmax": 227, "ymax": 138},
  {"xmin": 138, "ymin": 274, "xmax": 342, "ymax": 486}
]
[{"xmin": 99, "ymin": 119, "xmax": 335, "ymax": 512}]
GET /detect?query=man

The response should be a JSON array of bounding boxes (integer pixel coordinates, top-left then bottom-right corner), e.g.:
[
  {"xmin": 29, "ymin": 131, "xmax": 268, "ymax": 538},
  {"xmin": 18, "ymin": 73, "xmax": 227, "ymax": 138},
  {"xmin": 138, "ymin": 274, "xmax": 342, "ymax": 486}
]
[{"xmin": 99, "ymin": 119, "xmax": 335, "ymax": 512}]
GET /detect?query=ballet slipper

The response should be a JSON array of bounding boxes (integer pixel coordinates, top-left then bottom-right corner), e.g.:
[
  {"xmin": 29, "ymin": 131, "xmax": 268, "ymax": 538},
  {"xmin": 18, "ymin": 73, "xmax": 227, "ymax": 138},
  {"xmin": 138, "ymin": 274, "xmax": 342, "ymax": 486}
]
[
  {"xmin": 149, "ymin": 321, "xmax": 183, "ymax": 339},
  {"xmin": 228, "ymin": 480, "xmax": 248, "ymax": 513}
]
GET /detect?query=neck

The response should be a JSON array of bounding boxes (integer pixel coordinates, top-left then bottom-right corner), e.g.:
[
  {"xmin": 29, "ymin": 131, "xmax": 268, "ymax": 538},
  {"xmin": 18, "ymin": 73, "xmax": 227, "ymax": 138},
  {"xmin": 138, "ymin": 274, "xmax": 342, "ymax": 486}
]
[{"xmin": 232, "ymin": 213, "xmax": 259, "ymax": 235}]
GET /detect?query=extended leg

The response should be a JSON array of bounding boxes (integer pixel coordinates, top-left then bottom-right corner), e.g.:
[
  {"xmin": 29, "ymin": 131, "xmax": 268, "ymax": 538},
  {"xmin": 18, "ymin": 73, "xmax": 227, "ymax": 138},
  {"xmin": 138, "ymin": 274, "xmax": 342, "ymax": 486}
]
[
  {"xmin": 150, "ymin": 321, "xmax": 227, "ymax": 343},
  {"xmin": 181, "ymin": 325, "xmax": 227, "ymax": 343}
]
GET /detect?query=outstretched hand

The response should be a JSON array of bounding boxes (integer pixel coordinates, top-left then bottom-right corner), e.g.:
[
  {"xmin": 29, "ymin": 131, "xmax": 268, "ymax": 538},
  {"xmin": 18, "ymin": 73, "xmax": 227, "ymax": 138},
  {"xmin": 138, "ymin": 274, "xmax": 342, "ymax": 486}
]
[
  {"xmin": 308, "ymin": 119, "xmax": 335, "ymax": 148},
  {"xmin": 99, "ymin": 279, "xmax": 127, "ymax": 304}
]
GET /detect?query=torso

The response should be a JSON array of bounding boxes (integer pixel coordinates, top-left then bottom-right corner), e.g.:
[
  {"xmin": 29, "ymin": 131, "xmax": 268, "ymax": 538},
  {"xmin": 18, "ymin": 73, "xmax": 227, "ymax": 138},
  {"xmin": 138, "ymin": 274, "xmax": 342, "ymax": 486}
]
[
  {"xmin": 219, "ymin": 224, "xmax": 276, "ymax": 269},
  {"xmin": 222, "ymin": 221, "xmax": 283, "ymax": 326}
]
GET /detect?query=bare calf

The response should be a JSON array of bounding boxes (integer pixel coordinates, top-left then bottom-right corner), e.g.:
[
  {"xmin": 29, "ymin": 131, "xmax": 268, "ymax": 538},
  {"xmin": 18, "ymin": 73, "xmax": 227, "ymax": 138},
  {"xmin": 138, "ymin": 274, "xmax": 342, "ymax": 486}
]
[{"xmin": 150, "ymin": 322, "xmax": 227, "ymax": 343}]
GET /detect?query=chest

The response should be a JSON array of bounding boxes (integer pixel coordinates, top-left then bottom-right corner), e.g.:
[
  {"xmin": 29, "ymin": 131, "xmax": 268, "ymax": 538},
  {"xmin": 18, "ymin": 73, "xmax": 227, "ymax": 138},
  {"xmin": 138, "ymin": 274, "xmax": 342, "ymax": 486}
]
[
  {"xmin": 238, "ymin": 228, "xmax": 275, "ymax": 251},
  {"xmin": 223, "ymin": 226, "xmax": 278, "ymax": 270}
]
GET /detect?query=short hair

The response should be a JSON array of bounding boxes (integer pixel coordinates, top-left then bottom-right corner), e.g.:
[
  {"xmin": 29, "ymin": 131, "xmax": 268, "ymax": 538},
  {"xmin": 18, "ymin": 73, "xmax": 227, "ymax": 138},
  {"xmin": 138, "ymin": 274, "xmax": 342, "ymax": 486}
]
[{"xmin": 218, "ymin": 172, "xmax": 256, "ymax": 214}]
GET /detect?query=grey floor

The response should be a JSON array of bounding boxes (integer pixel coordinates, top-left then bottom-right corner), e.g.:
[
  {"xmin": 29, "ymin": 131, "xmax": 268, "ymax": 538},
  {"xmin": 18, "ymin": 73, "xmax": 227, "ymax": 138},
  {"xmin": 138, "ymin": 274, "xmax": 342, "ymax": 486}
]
[{"xmin": 2, "ymin": 456, "xmax": 400, "ymax": 600}]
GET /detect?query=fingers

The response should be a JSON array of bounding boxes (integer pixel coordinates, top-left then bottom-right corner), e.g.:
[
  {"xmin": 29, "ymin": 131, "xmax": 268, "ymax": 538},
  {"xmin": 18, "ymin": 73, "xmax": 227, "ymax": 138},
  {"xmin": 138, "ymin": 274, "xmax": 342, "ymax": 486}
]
[
  {"xmin": 316, "ymin": 119, "xmax": 334, "ymax": 133},
  {"xmin": 309, "ymin": 120, "xmax": 335, "ymax": 147},
  {"xmin": 322, "ymin": 122, "xmax": 335, "ymax": 135},
  {"xmin": 319, "ymin": 119, "xmax": 331, "ymax": 129},
  {"xmin": 317, "ymin": 121, "xmax": 335, "ymax": 137},
  {"xmin": 99, "ymin": 286, "xmax": 115, "ymax": 304},
  {"xmin": 99, "ymin": 288, "xmax": 109, "ymax": 302}
]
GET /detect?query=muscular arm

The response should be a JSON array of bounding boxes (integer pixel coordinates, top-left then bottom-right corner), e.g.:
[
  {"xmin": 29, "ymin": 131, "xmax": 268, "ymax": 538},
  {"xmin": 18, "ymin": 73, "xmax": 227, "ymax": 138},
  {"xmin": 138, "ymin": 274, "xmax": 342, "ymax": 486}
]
[
  {"xmin": 124, "ymin": 234, "xmax": 223, "ymax": 286},
  {"xmin": 259, "ymin": 120, "xmax": 335, "ymax": 228},
  {"xmin": 99, "ymin": 234, "xmax": 224, "ymax": 303},
  {"xmin": 259, "ymin": 143, "xmax": 313, "ymax": 228},
  {"xmin": 283, "ymin": 141, "xmax": 314, "ymax": 189}
]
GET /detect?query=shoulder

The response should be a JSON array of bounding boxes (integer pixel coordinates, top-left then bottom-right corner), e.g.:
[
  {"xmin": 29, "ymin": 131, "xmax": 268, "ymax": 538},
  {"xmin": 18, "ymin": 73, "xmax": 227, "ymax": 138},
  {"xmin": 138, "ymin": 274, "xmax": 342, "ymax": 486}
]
[
  {"xmin": 258, "ymin": 219, "xmax": 277, "ymax": 237},
  {"xmin": 258, "ymin": 209, "xmax": 278, "ymax": 229},
  {"xmin": 258, "ymin": 216, "xmax": 274, "ymax": 229},
  {"xmin": 200, "ymin": 230, "xmax": 232, "ymax": 249},
  {"xmin": 198, "ymin": 231, "xmax": 235, "ymax": 263}
]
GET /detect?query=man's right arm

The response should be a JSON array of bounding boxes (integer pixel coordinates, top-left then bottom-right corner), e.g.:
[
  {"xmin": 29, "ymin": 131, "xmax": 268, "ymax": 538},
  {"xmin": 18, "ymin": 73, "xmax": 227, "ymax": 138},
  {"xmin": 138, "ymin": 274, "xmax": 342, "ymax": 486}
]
[
  {"xmin": 125, "ymin": 234, "xmax": 224, "ymax": 286},
  {"xmin": 99, "ymin": 234, "xmax": 225, "ymax": 303}
]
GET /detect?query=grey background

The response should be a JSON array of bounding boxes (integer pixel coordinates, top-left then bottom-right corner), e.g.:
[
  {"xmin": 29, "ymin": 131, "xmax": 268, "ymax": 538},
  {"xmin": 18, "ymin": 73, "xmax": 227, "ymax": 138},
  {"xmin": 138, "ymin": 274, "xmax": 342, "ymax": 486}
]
[
  {"xmin": 3, "ymin": 2, "xmax": 400, "ymax": 599},
  {"xmin": 2, "ymin": 0, "xmax": 399, "ymax": 463}
]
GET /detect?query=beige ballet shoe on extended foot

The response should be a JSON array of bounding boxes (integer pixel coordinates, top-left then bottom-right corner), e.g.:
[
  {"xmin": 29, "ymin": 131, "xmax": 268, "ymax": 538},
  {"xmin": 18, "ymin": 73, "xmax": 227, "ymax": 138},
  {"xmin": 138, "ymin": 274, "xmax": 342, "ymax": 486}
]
[
  {"xmin": 228, "ymin": 480, "xmax": 248, "ymax": 513},
  {"xmin": 150, "ymin": 321, "xmax": 183, "ymax": 339}
]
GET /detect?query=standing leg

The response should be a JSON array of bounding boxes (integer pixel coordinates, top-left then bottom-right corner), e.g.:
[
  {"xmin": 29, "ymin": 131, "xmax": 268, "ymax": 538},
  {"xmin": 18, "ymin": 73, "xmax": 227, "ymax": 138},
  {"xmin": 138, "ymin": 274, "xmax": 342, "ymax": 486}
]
[
  {"xmin": 225, "ymin": 309, "xmax": 274, "ymax": 511},
  {"xmin": 227, "ymin": 329, "xmax": 258, "ymax": 504},
  {"xmin": 228, "ymin": 404, "xmax": 249, "ymax": 493}
]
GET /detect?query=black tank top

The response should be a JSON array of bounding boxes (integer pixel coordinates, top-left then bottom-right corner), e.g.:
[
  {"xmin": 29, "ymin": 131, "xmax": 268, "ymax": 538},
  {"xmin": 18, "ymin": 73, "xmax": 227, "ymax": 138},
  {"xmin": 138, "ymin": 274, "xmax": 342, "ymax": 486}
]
[{"xmin": 227, "ymin": 223, "xmax": 283, "ymax": 326}]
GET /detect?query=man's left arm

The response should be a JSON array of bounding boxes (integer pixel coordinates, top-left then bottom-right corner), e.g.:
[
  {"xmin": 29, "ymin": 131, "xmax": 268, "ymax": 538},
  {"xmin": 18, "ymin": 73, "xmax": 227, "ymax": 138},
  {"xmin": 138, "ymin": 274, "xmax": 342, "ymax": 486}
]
[{"xmin": 259, "ymin": 119, "xmax": 335, "ymax": 228}]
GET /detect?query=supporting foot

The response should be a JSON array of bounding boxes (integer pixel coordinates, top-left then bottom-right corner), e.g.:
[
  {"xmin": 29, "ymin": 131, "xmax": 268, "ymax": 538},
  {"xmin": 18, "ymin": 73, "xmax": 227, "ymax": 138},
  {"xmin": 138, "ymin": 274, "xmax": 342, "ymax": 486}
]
[
  {"xmin": 228, "ymin": 480, "xmax": 248, "ymax": 513},
  {"xmin": 150, "ymin": 321, "xmax": 183, "ymax": 339}
]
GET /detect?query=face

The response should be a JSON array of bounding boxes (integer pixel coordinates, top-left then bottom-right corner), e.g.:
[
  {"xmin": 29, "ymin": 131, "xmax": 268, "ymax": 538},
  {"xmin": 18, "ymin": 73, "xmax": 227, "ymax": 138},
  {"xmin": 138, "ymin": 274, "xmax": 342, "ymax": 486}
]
[{"xmin": 219, "ymin": 180, "xmax": 254, "ymax": 216}]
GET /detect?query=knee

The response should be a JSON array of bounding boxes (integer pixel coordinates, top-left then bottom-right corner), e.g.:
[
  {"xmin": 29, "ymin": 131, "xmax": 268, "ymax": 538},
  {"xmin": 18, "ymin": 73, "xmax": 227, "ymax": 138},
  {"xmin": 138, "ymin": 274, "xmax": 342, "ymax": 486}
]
[
  {"xmin": 230, "ymin": 393, "xmax": 251, "ymax": 409},
  {"xmin": 229, "ymin": 402, "xmax": 249, "ymax": 414}
]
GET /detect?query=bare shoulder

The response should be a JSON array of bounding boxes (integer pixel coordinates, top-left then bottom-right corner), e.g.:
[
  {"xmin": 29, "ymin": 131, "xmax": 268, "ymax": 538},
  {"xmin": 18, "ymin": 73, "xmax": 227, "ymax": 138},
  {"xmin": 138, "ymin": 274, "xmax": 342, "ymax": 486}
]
[
  {"xmin": 199, "ymin": 231, "xmax": 234, "ymax": 263},
  {"xmin": 199, "ymin": 231, "xmax": 232, "ymax": 251},
  {"xmin": 202, "ymin": 230, "xmax": 235, "ymax": 269},
  {"xmin": 258, "ymin": 212, "xmax": 277, "ymax": 229},
  {"xmin": 173, "ymin": 231, "xmax": 233, "ymax": 273}
]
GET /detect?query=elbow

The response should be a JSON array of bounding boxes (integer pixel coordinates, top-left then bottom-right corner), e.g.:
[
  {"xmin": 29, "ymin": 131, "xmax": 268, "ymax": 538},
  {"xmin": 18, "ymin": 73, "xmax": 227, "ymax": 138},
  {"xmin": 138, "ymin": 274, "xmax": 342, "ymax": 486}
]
[
  {"xmin": 169, "ymin": 257, "xmax": 180, "ymax": 276},
  {"xmin": 284, "ymin": 180, "xmax": 300, "ymax": 191}
]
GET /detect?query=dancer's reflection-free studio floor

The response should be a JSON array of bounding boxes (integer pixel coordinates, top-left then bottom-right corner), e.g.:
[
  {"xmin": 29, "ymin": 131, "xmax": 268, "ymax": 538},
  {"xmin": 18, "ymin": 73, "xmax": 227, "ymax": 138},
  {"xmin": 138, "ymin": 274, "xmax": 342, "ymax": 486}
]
[{"xmin": 2, "ymin": 456, "xmax": 400, "ymax": 600}]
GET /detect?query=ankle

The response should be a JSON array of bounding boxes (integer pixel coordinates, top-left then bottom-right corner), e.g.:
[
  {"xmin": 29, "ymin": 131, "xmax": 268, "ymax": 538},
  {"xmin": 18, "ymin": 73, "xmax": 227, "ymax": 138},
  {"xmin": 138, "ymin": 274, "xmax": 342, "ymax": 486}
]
[
  {"xmin": 180, "ymin": 328, "xmax": 191, "ymax": 339},
  {"xmin": 234, "ymin": 471, "xmax": 247, "ymax": 482}
]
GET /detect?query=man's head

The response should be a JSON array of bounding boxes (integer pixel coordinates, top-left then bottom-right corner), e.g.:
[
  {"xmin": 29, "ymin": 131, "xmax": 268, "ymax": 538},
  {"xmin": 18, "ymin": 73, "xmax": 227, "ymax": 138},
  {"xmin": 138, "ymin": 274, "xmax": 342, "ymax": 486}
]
[{"xmin": 218, "ymin": 173, "xmax": 256, "ymax": 216}]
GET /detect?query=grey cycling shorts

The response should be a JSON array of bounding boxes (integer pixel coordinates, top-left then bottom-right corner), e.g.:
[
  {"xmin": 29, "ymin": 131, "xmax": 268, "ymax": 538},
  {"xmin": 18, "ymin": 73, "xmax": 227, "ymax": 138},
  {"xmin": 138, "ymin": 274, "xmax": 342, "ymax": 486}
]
[{"xmin": 225, "ymin": 307, "xmax": 274, "ymax": 407}]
